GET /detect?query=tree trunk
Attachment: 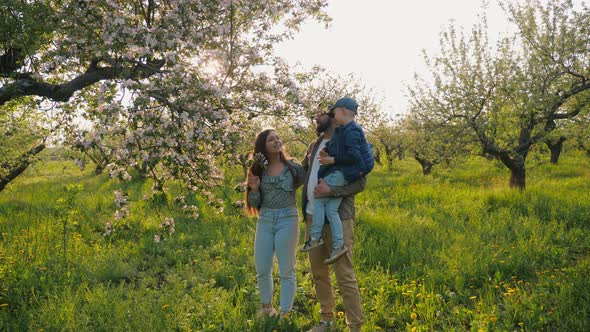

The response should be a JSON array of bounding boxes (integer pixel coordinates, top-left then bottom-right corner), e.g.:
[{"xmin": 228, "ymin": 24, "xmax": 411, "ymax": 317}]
[
  {"xmin": 509, "ymin": 166, "xmax": 526, "ymax": 190},
  {"xmin": 490, "ymin": 148, "xmax": 527, "ymax": 191},
  {"xmin": 0, "ymin": 144, "xmax": 46, "ymax": 192},
  {"xmin": 134, "ymin": 161, "xmax": 150, "ymax": 178},
  {"xmin": 415, "ymin": 157, "xmax": 434, "ymax": 175},
  {"xmin": 546, "ymin": 137, "xmax": 566, "ymax": 164},
  {"xmin": 384, "ymin": 146, "xmax": 394, "ymax": 170},
  {"xmin": 386, "ymin": 155, "xmax": 394, "ymax": 170},
  {"xmin": 374, "ymin": 148, "xmax": 382, "ymax": 165},
  {"xmin": 95, "ymin": 163, "xmax": 105, "ymax": 175}
]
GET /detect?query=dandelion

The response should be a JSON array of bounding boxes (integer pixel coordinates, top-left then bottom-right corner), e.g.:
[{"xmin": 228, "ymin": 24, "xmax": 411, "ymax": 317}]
[
  {"xmin": 489, "ymin": 315, "xmax": 497, "ymax": 323},
  {"xmin": 162, "ymin": 304, "xmax": 170, "ymax": 310},
  {"xmin": 410, "ymin": 312, "xmax": 417, "ymax": 320},
  {"xmin": 337, "ymin": 311, "xmax": 345, "ymax": 318},
  {"xmin": 469, "ymin": 296, "xmax": 477, "ymax": 300}
]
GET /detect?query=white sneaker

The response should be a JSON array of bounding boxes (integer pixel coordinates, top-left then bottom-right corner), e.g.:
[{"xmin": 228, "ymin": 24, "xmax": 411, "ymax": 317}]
[{"xmin": 256, "ymin": 306, "xmax": 278, "ymax": 318}]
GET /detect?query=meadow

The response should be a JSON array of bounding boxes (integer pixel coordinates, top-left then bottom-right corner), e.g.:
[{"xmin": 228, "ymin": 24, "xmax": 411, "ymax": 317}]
[{"xmin": 1, "ymin": 150, "xmax": 589, "ymax": 331}]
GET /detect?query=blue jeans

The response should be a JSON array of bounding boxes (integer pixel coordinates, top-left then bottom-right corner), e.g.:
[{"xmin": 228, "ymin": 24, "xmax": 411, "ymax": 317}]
[
  {"xmin": 312, "ymin": 171, "xmax": 347, "ymax": 249},
  {"xmin": 255, "ymin": 206, "xmax": 299, "ymax": 313}
]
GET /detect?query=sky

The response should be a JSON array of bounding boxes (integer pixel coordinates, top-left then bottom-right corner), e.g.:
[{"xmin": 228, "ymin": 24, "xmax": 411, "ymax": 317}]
[{"xmin": 273, "ymin": 0, "xmax": 515, "ymax": 116}]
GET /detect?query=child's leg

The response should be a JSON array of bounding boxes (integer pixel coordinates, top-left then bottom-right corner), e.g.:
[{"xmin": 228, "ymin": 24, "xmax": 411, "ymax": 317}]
[
  {"xmin": 321, "ymin": 171, "xmax": 348, "ymax": 249},
  {"xmin": 311, "ymin": 197, "xmax": 329, "ymax": 241},
  {"xmin": 325, "ymin": 196, "xmax": 344, "ymax": 249}
]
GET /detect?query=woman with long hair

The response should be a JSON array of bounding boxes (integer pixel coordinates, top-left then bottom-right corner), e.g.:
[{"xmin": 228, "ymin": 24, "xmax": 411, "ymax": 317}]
[{"xmin": 246, "ymin": 128, "xmax": 305, "ymax": 318}]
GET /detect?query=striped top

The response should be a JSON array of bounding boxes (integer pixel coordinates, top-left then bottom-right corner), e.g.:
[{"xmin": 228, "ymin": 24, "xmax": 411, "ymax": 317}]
[{"xmin": 248, "ymin": 160, "xmax": 305, "ymax": 210}]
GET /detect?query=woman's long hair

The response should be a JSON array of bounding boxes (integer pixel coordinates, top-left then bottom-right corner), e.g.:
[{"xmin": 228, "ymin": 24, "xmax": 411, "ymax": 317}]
[{"xmin": 245, "ymin": 129, "xmax": 297, "ymax": 216}]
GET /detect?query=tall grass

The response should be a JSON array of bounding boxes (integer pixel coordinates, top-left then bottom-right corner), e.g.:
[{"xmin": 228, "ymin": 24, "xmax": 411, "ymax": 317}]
[{"xmin": 1, "ymin": 151, "xmax": 589, "ymax": 331}]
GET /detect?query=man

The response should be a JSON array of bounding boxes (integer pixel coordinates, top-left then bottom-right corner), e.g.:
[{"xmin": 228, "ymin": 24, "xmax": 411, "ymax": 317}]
[{"xmin": 301, "ymin": 100, "xmax": 366, "ymax": 332}]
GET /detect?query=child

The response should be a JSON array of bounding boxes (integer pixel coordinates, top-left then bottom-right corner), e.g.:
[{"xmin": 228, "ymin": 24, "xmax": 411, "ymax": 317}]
[{"xmin": 301, "ymin": 97, "xmax": 374, "ymax": 264}]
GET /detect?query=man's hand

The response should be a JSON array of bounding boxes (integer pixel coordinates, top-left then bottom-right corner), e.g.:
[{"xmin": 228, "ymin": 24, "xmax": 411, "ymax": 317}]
[{"xmin": 314, "ymin": 179, "xmax": 332, "ymax": 198}]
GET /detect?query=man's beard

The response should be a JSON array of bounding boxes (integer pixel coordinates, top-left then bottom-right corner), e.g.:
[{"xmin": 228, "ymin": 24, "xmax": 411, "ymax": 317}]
[{"xmin": 316, "ymin": 121, "xmax": 330, "ymax": 136}]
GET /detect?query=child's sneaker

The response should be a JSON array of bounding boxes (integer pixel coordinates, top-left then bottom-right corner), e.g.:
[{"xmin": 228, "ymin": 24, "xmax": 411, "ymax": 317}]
[
  {"xmin": 323, "ymin": 245, "xmax": 348, "ymax": 264},
  {"xmin": 301, "ymin": 238, "xmax": 324, "ymax": 252}
]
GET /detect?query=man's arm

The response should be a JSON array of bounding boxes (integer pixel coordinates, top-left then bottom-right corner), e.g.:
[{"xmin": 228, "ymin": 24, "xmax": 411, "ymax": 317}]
[
  {"xmin": 301, "ymin": 141, "xmax": 314, "ymax": 172},
  {"xmin": 315, "ymin": 176, "xmax": 366, "ymax": 198}
]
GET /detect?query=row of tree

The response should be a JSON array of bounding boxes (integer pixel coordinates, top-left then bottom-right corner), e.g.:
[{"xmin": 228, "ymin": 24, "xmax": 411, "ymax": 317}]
[
  {"xmin": 403, "ymin": 0, "xmax": 590, "ymax": 189},
  {"xmin": 1, "ymin": 0, "xmax": 589, "ymax": 199}
]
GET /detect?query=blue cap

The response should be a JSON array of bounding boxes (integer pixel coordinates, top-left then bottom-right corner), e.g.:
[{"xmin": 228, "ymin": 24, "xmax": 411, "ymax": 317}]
[{"xmin": 329, "ymin": 97, "xmax": 358, "ymax": 113}]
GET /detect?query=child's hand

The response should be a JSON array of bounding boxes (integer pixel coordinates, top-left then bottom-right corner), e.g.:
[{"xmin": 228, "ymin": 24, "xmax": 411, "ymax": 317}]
[
  {"xmin": 318, "ymin": 155, "xmax": 334, "ymax": 165},
  {"xmin": 319, "ymin": 148, "xmax": 328, "ymax": 157}
]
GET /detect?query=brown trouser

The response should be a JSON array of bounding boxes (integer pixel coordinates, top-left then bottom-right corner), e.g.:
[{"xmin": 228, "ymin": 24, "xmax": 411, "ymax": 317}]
[{"xmin": 305, "ymin": 213, "xmax": 364, "ymax": 329}]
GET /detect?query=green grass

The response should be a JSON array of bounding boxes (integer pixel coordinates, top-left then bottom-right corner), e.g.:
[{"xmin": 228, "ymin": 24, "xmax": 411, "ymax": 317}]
[{"xmin": 1, "ymin": 152, "xmax": 589, "ymax": 331}]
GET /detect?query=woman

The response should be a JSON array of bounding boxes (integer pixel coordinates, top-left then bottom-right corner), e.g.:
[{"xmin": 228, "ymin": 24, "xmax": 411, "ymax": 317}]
[{"xmin": 246, "ymin": 129, "xmax": 305, "ymax": 318}]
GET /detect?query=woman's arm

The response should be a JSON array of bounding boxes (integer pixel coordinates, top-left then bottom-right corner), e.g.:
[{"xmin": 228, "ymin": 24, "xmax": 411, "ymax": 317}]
[
  {"xmin": 246, "ymin": 171, "xmax": 261, "ymax": 208},
  {"xmin": 247, "ymin": 191, "xmax": 261, "ymax": 208},
  {"xmin": 288, "ymin": 160, "xmax": 306, "ymax": 190}
]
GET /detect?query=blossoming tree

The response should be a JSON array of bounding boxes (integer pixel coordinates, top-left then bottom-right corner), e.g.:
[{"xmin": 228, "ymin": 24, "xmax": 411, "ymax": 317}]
[{"xmin": 0, "ymin": 0, "xmax": 330, "ymax": 196}]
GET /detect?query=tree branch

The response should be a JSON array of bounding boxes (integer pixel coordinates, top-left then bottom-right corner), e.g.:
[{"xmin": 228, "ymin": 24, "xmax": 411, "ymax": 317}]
[
  {"xmin": 0, "ymin": 59, "xmax": 164, "ymax": 106},
  {"xmin": 0, "ymin": 143, "xmax": 46, "ymax": 192}
]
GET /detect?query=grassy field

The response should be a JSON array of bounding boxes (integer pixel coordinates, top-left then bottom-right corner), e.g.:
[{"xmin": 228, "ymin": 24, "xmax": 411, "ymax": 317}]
[{"xmin": 1, "ymin": 151, "xmax": 589, "ymax": 331}]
